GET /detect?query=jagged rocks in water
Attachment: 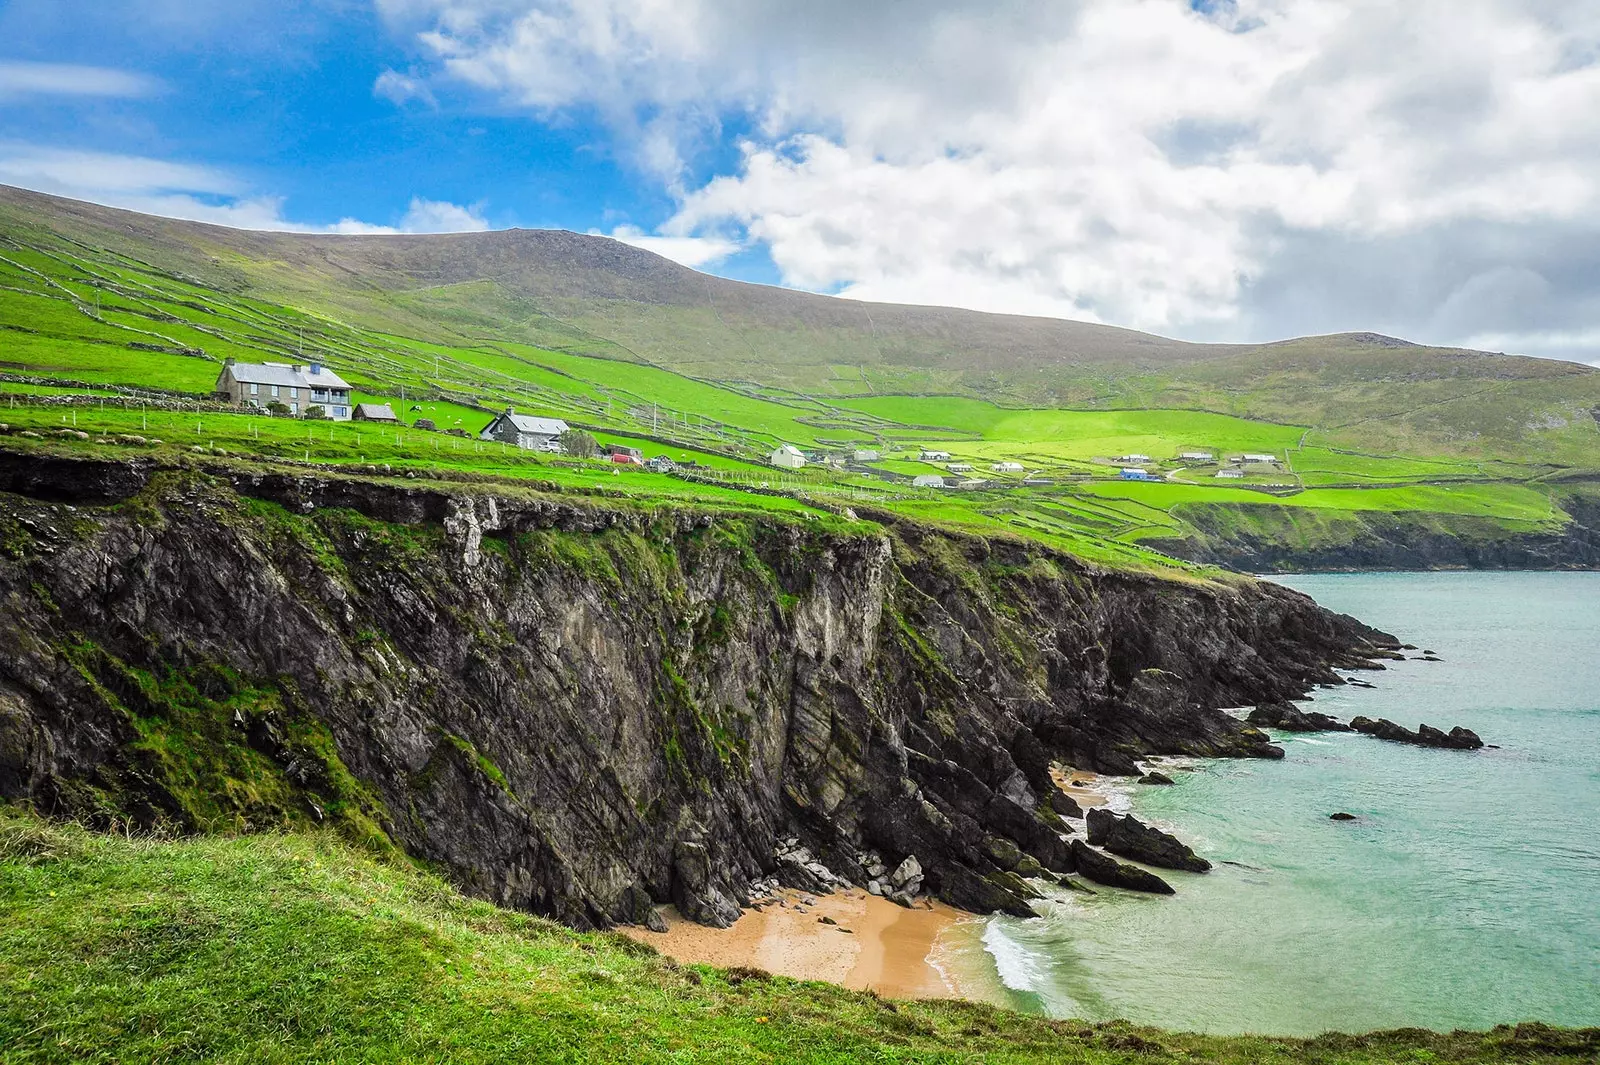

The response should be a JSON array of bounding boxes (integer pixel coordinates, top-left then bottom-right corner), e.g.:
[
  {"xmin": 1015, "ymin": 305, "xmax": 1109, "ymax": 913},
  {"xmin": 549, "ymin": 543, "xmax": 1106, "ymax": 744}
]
[
  {"xmin": 1247, "ymin": 701, "xmax": 1353, "ymax": 733},
  {"xmin": 1329, "ymin": 812, "xmax": 1357, "ymax": 821},
  {"xmin": 1138, "ymin": 771, "xmax": 1175, "ymax": 785},
  {"xmin": 1349, "ymin": 717, "xmax": 1484, "ymax": 749},
  {"xmin": 1085, "ymin": 809, "xmax": 1211, "ymax": 873},
  {"xmin": 1068, "ymin": 840, "xmax": 1175, "ymax": 895}
]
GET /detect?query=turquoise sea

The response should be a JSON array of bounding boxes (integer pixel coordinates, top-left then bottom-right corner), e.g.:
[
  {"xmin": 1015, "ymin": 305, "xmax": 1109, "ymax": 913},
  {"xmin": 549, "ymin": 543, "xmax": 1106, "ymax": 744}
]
[{"xmin": 951, "ymin": 572, "xmax": 1600, "ymax": 1035}]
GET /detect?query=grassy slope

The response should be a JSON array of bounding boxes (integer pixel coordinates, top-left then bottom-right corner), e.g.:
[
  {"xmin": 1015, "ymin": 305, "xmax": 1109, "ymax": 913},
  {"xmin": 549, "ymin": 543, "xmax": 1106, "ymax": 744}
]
[
  {"xmin": 2, "ymin": 185, "xmax": 1598, "ymax": 569},
  {"xmin": 3, "ymin": 809, "xmax": 1594, "ymax": 1065}
]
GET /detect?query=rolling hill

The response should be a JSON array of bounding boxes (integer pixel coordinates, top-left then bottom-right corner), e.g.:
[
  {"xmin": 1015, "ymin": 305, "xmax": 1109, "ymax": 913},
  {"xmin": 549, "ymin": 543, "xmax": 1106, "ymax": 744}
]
[{"xmin": 1, "ymin": 182, "xmax": 1597, "ymax": 571}]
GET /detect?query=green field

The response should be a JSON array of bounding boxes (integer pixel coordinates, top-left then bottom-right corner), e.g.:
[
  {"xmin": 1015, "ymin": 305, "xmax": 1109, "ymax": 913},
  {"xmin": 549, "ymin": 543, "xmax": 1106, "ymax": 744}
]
[
  {"xmin": 2, "ymin": 196, "xmax": 1598, "ymax": 571},
  {"xmin": 4, "ymin": 808, "xmax": 1593, "ymax": 1065}
]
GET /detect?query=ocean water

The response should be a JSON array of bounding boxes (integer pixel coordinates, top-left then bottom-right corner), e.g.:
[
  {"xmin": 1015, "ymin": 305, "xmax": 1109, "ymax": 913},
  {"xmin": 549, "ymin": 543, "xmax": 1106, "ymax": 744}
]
[{"xmin": 955, "ymin": 572, "xmax": 1600, "ymax": 1035}]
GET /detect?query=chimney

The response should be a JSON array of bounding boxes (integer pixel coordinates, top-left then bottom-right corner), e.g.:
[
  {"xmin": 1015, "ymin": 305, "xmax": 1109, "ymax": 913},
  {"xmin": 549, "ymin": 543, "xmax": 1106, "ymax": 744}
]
[
  {"xmin": 506, "ymin": 406, "xmax": 515, "ymax": 415},
  {"xmin": 223, "ymin": 357, "xmax": 235, "ymax": 367},
  {"xmin": 291, "ymin": 363, "xmax": 303, "ymax": 373}
]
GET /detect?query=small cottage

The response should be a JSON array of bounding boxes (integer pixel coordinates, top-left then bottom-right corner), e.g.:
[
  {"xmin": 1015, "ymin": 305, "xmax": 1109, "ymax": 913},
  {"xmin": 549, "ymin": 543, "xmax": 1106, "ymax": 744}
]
[
  {"xmin": 919, "ymin": 450, "xmax": 952, "ymax": 462},
  {"xmin": 1120, "ymin": 467, "xmax": 1154, "ymax": 481},
  {"xmin": 852, "ymin": 448, "xmax": 881, "ymax": 462},
  {"xmin": 478, "ymin": 408, "xmax": 570, "ymax": 450},
  {"xmin": 1242, "ymin": 453, "xmax": 1278, "ymax": 463},
  {"xmin": 1179, "ymin": 451, "xmax": 1214, "ymax": 461},
  {"xmin": 992, "ymin": 461, "xmax": 1025, "ymax": 473},
  {"xmin": 947, "ymin": 462, "xmax": 973, "ymax": 473},
  {"xmin": 912, "ymin": 474, "xmax": 947, "ymax": 488},
  {"xmin": 1216, "ymin": 469, "xmax": 1245, "ymax": 479},
  {"xmin": 352, "ymin": 403, "xmax": 399, "ymax": 424},
  {"xmin": 770, "ymin": 444, "xmax": 807, "ymax": 469}
]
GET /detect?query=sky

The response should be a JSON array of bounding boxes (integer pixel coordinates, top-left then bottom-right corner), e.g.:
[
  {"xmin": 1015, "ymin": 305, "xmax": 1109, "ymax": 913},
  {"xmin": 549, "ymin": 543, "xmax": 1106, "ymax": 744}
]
[{"xmin": 1, "ymin": 0, "xmax": 1598, "ymax": 362}]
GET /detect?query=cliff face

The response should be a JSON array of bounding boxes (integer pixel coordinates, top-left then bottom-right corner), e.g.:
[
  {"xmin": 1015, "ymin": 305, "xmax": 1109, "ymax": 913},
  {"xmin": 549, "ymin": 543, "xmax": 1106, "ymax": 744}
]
[
  {"xmin": 0, "ymin": 453, "xmax": 1394, "ymax": 927},
  {"xmin": 1151, "ymin": 493, "xmax": 1600, "ymax": 573}
]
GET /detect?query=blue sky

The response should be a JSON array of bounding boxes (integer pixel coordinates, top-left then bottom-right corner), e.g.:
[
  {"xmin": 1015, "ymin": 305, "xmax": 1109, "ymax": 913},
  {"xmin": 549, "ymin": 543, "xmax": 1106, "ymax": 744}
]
[{"xmin": 2, "ymin": 0, "xmax": 1598, "ymax": 362}]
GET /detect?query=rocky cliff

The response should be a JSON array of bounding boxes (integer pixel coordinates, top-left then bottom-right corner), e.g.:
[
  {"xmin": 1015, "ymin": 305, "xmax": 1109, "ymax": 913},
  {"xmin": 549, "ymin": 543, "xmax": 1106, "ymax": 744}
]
[{"xmin": 0, "ymin": 452, "xmax": 1395, "ymax": 928}]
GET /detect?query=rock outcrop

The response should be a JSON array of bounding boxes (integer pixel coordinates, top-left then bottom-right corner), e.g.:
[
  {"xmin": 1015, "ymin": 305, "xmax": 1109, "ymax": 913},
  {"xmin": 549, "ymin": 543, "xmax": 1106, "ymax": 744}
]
[
  {"xmin": 1068, "ymin": 840, "xmax": 1175, "ymax": 894},
  {"xmin": 0, "ymin": 452, "xmax": 1398, "ymax": 927},
  {"xmin": 1247, "ymin": 701, "xmax": 1353, "ymax": 732},
  {"xmin": 1349, "ymin": 717, "xmax": 1485, "ymax": 750},
  {"xmin": 1085, "ymin": 809, "xmax": 1211, "ymax": 873}
]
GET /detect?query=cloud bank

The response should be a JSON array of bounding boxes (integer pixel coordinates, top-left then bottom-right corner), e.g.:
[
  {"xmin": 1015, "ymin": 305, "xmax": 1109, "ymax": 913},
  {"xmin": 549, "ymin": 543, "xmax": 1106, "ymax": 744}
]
[
  {"xmin": 385, "ymin": 0, "xmax": 1600, "ymax": 359},
  {"xmin": 0, "ymin": 144, "xmax": 489, "ymax": 235}
]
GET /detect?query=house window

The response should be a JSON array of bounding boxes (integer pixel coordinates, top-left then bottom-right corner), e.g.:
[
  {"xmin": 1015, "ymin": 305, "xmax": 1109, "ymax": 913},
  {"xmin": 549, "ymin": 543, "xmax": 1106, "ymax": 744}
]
[
  {"xmin": 289, "ymin": 387, "xmax": 298, "ymax": 400},
  {"xmin": 249, "ymin": 383, "xmax": 259, "ymax": 396},
  {"xmin": 290, "ymin": 403, "xmax": 298, "ymax": 414},
  {"xmin": 270, "ymin": 385, "xmax": 280, "ymax": 398},
  {"xmin": 334, "ymin": 406, "xmax": 347, "ymax": 418}
]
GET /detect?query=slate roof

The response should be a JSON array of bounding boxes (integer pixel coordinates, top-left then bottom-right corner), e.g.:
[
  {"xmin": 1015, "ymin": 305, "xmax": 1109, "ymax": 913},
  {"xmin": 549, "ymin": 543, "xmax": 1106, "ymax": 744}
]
[
  {"xmin": 501, "ymin": 413, "xmax": 569, "ymax": 436},
  {"xmin": 353, "ymin": 403, "xmax": 398, "ymax": 421},
  {"xmin": 224, "ymin": 362, "xmax": 351, "ymax": 390}
]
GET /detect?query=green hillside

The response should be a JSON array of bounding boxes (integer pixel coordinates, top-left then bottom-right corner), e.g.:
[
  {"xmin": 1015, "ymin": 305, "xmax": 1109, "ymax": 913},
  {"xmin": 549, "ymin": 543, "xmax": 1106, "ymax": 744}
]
[
  {"xmin": 2, "ymin": 808, "xmax": 1593, "ymax": 1064},
  {"xmin": 1, "ymin": 184, "xmax": 1597, "ymax": 571}
]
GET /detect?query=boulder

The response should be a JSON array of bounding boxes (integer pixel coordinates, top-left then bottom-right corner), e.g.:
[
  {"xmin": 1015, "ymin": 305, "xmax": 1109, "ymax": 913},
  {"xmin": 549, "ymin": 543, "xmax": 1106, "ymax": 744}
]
[
  {"xmin": 1050, "ymin": 790, "xmax": 1084, "ymax": 819},
  {"xmin": 1247, "ymin": 701, "xmax": 1352, "ymax": 732},
  {"xmin": 1329, "ymin": 812, "xmax": 1357, "ymax": 821},
  {"xmin": 1068, "ymin": 841, "xmax": 1174, "ymax": 895},
  {"xmin": 889, "ymin": 854, "xmax": 923, "ymax": 889},
  {"xmin": 1085, "ymin": 808, "xmax": 1210, "ymax": 873},
  {"xmin": 1138, "ymin": 771, "xmax": 1175, "ymax": 785},
  {"xmin": 1350, "ymin": 716, "xmax": 1484, "ymax": 750},
  {"xmin": 987, "ymin": 869, "xmax": 1044, "ymax": 901},
  {"xmin": 646, "ymin": 908, "xmax": 669, "ymax": 933}
]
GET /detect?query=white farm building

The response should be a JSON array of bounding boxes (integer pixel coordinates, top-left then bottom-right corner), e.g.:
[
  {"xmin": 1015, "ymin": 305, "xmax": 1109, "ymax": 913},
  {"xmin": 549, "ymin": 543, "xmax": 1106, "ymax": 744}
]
[
  {"xmin": 770, "ymin": 444, "xmax": 807, "ymax": 469},
  {"xmin": 992, "ymin": 461, "xmax": 1025, "ymax": 473},
  {"xmin": 919, "ymin": 450, "xmax": 952, "ymax": 462},
  {"xmin": 912, "ymin": 474, "xmax": 947, "ymax": 488}
]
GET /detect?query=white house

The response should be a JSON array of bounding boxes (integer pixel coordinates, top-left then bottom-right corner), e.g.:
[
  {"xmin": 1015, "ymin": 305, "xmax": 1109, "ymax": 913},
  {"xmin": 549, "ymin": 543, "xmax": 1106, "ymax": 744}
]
[
  {"xmin": 992, "ymin": 461, "xmax": 1025, "ymax": 473},
  {"xmin": 770, "ymin": 444, "xmax": 807, "ymax": 469},
  {"xmin": 479, "ymin": 408, "xmax": 570, "ymax": 450},
  {"xmin": 852, "ymin": 448, "xmax": 881, "ymax": 462},
  {"xmin": 912, "ymin": 474, "xmax": 947, "ymax": 488},
  {"xmin": 947, "ymin": 462, "xmax": 973, "ymax": 473},
  {"xmin": 215, "ymin": 360, "xmax": 353, "ymax": 420},
  {"xmin": 1216, "ymin": 469, "xmax": 1245, "ymax": 479},
  {"xmin": 919, "ymin": 450, "xmax": 952, "ymax": 462},
  {"xmin": 1179, "ymin": 451, "xmax": 1214, "ymax": 461},
  {"xmin": 1242, "ymin": 453, "xmax": 1278, "ymax": 463},
  {"xmin": 1115, "ymin": 453, "xmax": 1153, "ymax": 465}
]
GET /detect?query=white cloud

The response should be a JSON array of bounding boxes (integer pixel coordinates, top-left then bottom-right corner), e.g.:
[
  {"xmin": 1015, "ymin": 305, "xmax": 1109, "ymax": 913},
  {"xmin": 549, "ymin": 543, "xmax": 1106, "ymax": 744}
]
[
  {"xmin": 600, "ymin": 224, "xmax": 738, "ymax": 267},
  {"xmin": 0, "ymin": 60, "xmax": 160, "ymax": 99},
  {"xmin": 386, "ymin": 0, "xmax": 1600, "ymax": 357},
  {"xmin": 0, "ymin": 144, "xmax": 490, "ymax": 236},
  {"xmin": 397, "ymin": 197, "xmax": 492, "ymax": 232},
  {"xmin": 374, "ymin": 69, "xmax": 437, "ymax": 107}
]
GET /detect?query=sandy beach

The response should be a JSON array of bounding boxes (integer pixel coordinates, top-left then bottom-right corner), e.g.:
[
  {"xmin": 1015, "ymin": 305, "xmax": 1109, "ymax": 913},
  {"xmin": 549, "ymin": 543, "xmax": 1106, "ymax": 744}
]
[
  {"xmin": 621, "ymin": 887, "xmax": 976, "ymax": 1000},
  {"xmin": 1050, "ymin": 764, "xmax": 1111, "ymax": 808}
]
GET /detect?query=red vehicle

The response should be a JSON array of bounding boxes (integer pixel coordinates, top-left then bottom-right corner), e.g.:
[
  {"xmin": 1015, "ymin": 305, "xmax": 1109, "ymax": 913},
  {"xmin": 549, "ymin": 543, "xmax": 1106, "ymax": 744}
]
[{"xmin": 608, "ymin": 445, "xmax": 643, "ymax": 465}]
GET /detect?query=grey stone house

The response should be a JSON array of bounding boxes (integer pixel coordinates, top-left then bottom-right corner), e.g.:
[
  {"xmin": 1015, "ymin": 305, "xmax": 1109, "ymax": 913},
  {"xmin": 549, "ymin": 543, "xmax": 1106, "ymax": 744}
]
[
  {"xmin": 215, "ymin": 360, "xmax": 353, "ymax": 420},
  {"xmin": 478, "ymin": 408, "xmax": 570, "ymax": 450}
]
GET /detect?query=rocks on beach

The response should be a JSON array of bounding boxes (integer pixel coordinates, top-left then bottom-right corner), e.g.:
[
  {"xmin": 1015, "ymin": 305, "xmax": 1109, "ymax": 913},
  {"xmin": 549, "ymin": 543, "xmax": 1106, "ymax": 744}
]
[
  {"xmin": 1086, "ymin": 809, "xmax": 1211, "ymax": 873},
  {"xmin": 1349, "ymin": 717, "xmax": 1484, "ymax": 750},
  {"xmin": 1138, "ymin": 771, "xmax": 1176, "ymax": 785}
]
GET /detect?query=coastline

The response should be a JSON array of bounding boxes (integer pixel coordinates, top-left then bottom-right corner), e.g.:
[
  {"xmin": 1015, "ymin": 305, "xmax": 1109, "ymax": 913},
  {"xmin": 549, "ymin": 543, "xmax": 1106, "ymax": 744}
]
[{"xmin": 621, "ymin": 886, "xmax": 994, "ymax": 1002}]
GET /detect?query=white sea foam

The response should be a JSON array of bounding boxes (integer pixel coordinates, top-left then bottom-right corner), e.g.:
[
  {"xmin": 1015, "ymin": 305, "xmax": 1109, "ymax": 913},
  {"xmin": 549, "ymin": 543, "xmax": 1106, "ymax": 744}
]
[{"xmin": 981, "ymin": 920, "xmax": 1048, "ymax": 994}]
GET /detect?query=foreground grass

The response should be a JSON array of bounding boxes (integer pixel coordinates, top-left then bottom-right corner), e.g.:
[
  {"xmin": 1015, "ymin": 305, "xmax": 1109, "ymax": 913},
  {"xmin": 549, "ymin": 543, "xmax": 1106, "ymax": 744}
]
[{"xmin": 1, "ymin": 810, "xmax": 1594, "ymax": 1064}]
